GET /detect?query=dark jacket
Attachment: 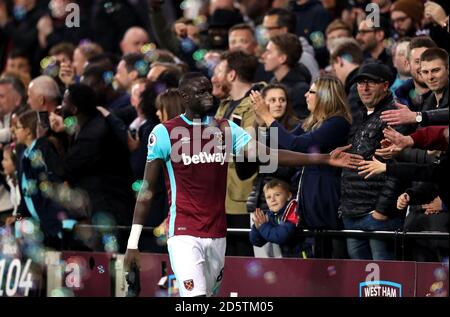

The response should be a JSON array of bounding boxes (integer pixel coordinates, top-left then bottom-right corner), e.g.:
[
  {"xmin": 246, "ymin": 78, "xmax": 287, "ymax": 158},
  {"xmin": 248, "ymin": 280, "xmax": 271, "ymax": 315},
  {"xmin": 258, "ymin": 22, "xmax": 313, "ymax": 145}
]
[
  {"xmin": 272, "ymin": 64, "xmax": 311, "ymax": 120},
  {"xmin": 274, "ymin": 116, "xmax": 351, "ymax": 229},
  {"xmin": 340, "ymin": 93, "xmax": 409, "ymax": 218},
  {"xmin": 249, "ymin": 200, "xmax": 300, "ymax": 257},
  {"xmin": 18, "ymin": 137, "xmax": 66, "ymax": 237},
  {"xmin": 394, "ymin": 79, "xmax": 432, "ymax": 112},
  {"xmin": 421, "ymin": 85, "xmax": 449, "ymax": 126},
  {"xmin": 63, "ymin": 112, "xmax": 135, "ymax": 225},
  {"xmin": 289, "ymin": 0, "xmax": 332, "ymax": 68}
]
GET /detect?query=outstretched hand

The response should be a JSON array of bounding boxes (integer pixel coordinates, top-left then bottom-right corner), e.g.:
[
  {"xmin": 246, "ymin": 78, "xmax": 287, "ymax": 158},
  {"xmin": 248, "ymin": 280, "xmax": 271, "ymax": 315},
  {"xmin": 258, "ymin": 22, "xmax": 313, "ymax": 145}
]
[
  {"xmin": 380, "ymin": 102, "xmax": 415, "ymax": 125},
  {"xmin": 383, "ymin": 126, "xmax": 414, "ymax": 149},
  {"xmin": 358, "ymin": 156, "xmax": 386, "ymax": 179},
  {"xmin": 329, "ymin": 144, "xmax": 364, "ymax": 169}
]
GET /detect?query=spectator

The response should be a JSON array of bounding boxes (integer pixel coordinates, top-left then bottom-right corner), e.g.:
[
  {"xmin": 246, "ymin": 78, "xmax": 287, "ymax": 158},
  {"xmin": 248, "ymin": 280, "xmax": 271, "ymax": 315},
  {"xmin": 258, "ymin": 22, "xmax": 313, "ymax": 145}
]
[
  {"xmin": 330, "ymin": 38, "xmax": 364, "ymax": 126},
  {"xmin": 0, "ymin": 75, "xmax": 26, "ymax": 144},
  {"xmin": 262, "ymin": 33, "xmax": 310, "ymax": 119},
  {"xmin": 155, "ymin": 88, "xmax": 185, "ymax": 123},
  {"xmin": 249, "ymin": 179, "xmax": 300, "ymax": 258},
  {"xmin": 15, "ymin": 110, "xmax": 71, "ymax": 248},
  {"xmin": 49, "ymin": 42, "xmax": 75, "ymax": 65},
  {"xmin": 262, "ymin": 8, "xmax": 320, "ymax": 81},
  {"xmin": 325, "ymin": 19, "xmax": 352, "ymax": 52},
  {"xmin": 253, "ymin": 75, "xmax": 352, "ymax": 258},
  {"xmin": 246, "ymin": 83, "xmax": 301, "ymax": 258},
  {"xmin": 356, "ymin": 17, "xmax": 396, "ymax": 75},
  {"xmin": 390, "ymin": 0, "xmax": 424, "ymax": 39},
  {"xmin": 214, "ymin": 50, "xmax": 259, "ymax": 256},
  {"xmin": 391, "ymin": 38, "xmax": 412, "ymax": 95},
  {"xmin": 49, "ymin": 84, "xmax": 135, "ymax": 231},
  {"xmin": 339, "ymin": 62, "xmax": 407, "ymax": 260},
  {"xmin": 3, "ymin": 50, "xmax": 32, "ymax": 88},
  {"xmin": 1, "ymin": 144, "xmax": 20, "ymax": 226},
  {"xmin": 114, "ymin": 53, "xmax": 148, "ymax": 95},
  {"xmin": 288, "ymin": 0, "xmax": 332, "ymax": 68},
  {"xmin": 72, "ymin": 41, "xmax": 104, "ymax": 79},
  {"xmin": 120, "ymin": 27, "xmax": 150, "ymax": 56},
  {"xmin": 393, "ymin": 37, "xmax": 437, "ymax": 112}
]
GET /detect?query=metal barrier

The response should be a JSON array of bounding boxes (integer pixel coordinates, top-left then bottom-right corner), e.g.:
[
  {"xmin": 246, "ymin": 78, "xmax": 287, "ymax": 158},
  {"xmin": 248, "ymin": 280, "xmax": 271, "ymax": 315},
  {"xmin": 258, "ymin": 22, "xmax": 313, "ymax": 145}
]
[{"xmin": 69, "ymin": 224, "xmax": 449, "ymax": 260}]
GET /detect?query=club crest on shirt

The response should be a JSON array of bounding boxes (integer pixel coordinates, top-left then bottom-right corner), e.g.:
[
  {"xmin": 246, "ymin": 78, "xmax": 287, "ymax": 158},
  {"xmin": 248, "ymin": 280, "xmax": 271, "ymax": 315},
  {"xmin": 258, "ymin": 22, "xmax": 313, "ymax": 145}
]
[
  {"xmin": 183, "ymin": 279, "xmax": 194, "ymax": 291},
  {"xmin": 148, "ymin": 133, "xmax": 157, "ymax": 147}
]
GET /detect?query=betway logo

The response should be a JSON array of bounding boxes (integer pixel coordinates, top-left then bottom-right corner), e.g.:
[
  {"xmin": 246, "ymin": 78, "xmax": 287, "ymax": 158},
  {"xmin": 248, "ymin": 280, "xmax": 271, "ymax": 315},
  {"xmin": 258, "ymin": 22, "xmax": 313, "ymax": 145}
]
[{"xmin": 181, "ymin": 152, "xmax": 227, "ymax": 165}]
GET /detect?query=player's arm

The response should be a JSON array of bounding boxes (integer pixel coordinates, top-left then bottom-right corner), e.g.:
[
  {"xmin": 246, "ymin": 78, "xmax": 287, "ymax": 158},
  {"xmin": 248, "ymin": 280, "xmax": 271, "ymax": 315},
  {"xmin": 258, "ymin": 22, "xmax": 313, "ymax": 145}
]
[
  {"xmin": 124, "ymin": 159, "xmax": 163, "ymax": 271},
  {"xmin": 242, "ymin": 140, "xmax": 362, "ymax": 169}
]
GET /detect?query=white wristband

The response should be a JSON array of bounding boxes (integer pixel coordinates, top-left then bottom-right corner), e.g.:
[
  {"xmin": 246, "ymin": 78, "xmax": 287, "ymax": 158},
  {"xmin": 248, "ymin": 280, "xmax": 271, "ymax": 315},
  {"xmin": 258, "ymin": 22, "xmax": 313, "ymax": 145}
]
[{"xmin": 127, "ymin": 224, "xmax": 143, "ymax": 249}]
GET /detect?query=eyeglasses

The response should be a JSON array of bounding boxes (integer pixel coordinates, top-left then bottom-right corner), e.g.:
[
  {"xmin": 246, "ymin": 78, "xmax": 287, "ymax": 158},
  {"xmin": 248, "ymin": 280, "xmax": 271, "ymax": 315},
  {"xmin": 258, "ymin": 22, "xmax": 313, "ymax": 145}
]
[
  {"xmin": 356, "ymin": 79, "xmax": 382, "ymax": 88},
  {"xmin": 392, "ymin": 16, "xmax": 409, "ymax": 24}
]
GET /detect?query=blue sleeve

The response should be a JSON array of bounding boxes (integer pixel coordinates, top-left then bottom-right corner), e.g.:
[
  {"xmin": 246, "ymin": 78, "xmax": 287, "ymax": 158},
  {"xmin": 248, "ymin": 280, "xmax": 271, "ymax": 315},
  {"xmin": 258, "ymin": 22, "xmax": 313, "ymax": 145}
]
[
  {"xmin": 228, "ymin": 119, "xmax": 252, "ymax": 155},
  {"xmin": 258, "ymin": 221, "xmax": 296, "ymax": 245},
  {"xmin": 147, "ymin": 124, "xmax": 171, "ymax": 162},
  {"xmin": 271, "ymin": 116, "xmax": 350, "ymax": 153},
  {"xmin": 249, "ymin": 225, "xmax": 268, "ymax": 247}
]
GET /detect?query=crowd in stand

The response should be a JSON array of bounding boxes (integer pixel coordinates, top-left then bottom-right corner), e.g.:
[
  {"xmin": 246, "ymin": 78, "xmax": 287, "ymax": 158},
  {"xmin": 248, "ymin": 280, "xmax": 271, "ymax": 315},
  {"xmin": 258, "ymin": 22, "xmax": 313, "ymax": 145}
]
[{"xmin": 0, "ymin": 0, "xmax": 448, "ymax": 262}]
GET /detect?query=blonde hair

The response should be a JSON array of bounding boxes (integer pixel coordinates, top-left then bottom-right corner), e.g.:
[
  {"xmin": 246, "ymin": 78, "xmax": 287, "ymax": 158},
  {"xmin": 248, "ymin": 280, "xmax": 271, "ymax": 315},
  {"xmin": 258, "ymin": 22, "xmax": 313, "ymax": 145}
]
[{"xmin": 302, "ymin": 75, "xmax": 352, "ymax": 131}]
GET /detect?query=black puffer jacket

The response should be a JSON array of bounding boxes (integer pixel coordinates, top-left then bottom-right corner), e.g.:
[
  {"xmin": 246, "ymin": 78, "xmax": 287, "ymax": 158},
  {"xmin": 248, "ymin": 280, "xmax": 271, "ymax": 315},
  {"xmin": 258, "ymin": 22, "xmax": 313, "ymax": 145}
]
[{"xmin": 339, "ymin": 93, "xmax": 409, "ymax": 218}]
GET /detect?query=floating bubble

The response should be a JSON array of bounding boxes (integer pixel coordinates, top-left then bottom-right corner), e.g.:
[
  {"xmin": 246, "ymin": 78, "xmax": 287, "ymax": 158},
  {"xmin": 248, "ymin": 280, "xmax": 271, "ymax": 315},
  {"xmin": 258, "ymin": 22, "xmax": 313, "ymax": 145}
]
[
  {"xmin": 434, "ymin": 267, "xmax": 447, "ymax": 281},
  {"xmin": 255, "ymin": 25, "xmax": 269, "ymax": 48},
  {"xmin": 40, "ymin": 56, "xmax": 52, "ymax": 69},
  {"xmin": 341, "ymin": 53, "xmax": 354, "ymax": 64},
  {"xmin": 263, "ymin": 271, "xmax": 277, "ymax": 284},
  {"xmin": 135, "ymin": 60, "xmax": 149, "ymax": 76},
  {"xmin": 181, "ymin": 38, "xmax": 196, "ymax": 53},
  {"xmin": 408, "ymin": 89, "xmax": 417, "ymax": 99},
  {"xmin": 153, "ymin": 226, "xmax": 162, "ymax": 238},
  {"xmin": 21, "ymin": 219, "xmax": 37, "ymax": 235},
  {"xmin": 327, "ymin": 265, "xmax": 337, "ymax": 277},
  {"xmin": 156, "ymin": 235, "xmax": 167, "ymax": 247},
  {"xmin": 50, "ymin": 287, "xmax": 74, "ymax": 297},
  {"xmin": 430, "ymin": 281, "xmax": 443, "ymax": 292},
  {"xmin": 309, "ymin": 31, "xmax": 325, "ymax": 49},
  {"xmin": 180, "ymin": 1, "xmax": 187, "ymax": 10},
  {"xmin": 141, "ymin": 43, "xmax": 157, "ymax": 55},
  {"xmin": 193, "ymin": 49, "xmax": 207, "ymax": 62},
  {"xmin": 194, "ymin": 15, "xmax": 207, "ymax": 26},
  {"xmin": 154, "ymin": 82, "xmax": 168, "ymax": 95},
  {"xmin": 132, "ymin": 180, "xmax": 144, "ymax": 192},
  {"xmin": 246, "ymin": 261, "xmax": 263, "ymax": 278},
  {"xmin": 92, "ymin": 212, "xmax": 116, "ymax": 229},
  {"xmin": 103, "ymin": 71, "xmax": 114, "ymax": 85},
  {"xmin": 102, "ymin": 234, "xmax": 119, "ymax": 253}
]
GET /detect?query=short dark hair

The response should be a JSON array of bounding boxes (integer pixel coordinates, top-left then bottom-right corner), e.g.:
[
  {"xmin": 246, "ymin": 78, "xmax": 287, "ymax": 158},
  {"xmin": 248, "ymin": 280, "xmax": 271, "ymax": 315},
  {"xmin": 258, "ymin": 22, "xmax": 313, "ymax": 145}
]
[
  {"xmin": 221, "ymin": 50, "xmax": 258, "ymax": 83},
  {"xmin": 49, "ymin": 42, "xmax": 76, "ymax": 61},
  {"xmin": 8, "ymin": 49, "xmax": 29, "ymax": 60},
  {"xmin": 266, "ymin": 8, "xmax": 296, "ymax": 33},
  {"xmin": 122, "ymin": 53, "xmax": 148, "ymax": 77},
  {"xmin": 139, "ymin": 81, "xmax": 159, "ymax": 122},
  {"xmin": 179, "ymin": 72, "xmax": 205, "ymax": 91},
  {"xmin": 0, "ymin": 75, "xmax": 26, "ymax": 104},
  {"xmin": 67, "ymin": 84, "xmax": 98, "ymax": 115},
  {"xmin": 330, "ymin": 38, "xmax": 363, "ymax": 65},
  {"xmin": 270, "ymin": 33, "xmax": 302, "ymax": 69},
  {"xmin": 407, "ymin": 36, "xmax": 437, "ymax": 60},
  {"xmin": 263, "ymin": 178, "xmax": 291, "ymax": 195},
  {"xmin": 421, "ymin": 47, "xmax": 449, "ymax": 68},
  {"xmin": 229, "ymin": 23, "xmax": 255, "ymax": 36}
]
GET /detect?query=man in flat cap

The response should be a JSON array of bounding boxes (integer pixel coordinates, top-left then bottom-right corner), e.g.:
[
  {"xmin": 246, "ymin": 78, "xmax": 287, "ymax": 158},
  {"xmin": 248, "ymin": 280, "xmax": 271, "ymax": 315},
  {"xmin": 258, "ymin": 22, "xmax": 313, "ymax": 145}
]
[{"xmin": 338, "ymin": 61, "xmax": 409, "ymax": 260}]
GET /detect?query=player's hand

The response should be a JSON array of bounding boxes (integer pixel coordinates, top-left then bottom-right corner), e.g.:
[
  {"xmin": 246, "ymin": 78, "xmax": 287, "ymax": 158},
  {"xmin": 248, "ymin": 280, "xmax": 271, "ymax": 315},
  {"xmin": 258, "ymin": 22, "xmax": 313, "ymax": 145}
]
[
  {"xmin": 124, "ymin": 248, "xmax": 141, "ymax": 272},
  {"xmin": 329, "ymin": 144, "xmax": 364, "ymax": 169}
]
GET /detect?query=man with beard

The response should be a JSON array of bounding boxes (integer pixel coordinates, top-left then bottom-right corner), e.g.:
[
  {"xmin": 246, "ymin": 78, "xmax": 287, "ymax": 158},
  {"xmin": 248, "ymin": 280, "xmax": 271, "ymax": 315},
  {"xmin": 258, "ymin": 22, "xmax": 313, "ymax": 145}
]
[
  {"xmin": 123, "ymin": 73, "xmax": 363, "ymax": 296},
  {"xmin": 356, "ymin": 17, "xmax": 396, "ymax": 75},
  {"xmin": 390, "ymin": 0, "xmax": 424, "ymax": 40},
  {"xmin": 213, "ymin": 51, "xmax": 260, "ymax": 257}
]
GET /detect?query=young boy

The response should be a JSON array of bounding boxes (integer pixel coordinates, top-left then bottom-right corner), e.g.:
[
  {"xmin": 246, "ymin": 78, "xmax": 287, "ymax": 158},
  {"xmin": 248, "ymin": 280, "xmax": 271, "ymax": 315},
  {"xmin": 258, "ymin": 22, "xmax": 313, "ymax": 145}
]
[{"xmin": 249, "ymin": 179, "xmax": 300, "ymax": 257}]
